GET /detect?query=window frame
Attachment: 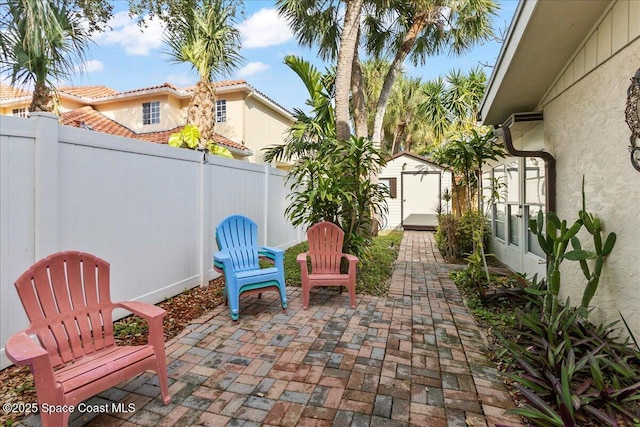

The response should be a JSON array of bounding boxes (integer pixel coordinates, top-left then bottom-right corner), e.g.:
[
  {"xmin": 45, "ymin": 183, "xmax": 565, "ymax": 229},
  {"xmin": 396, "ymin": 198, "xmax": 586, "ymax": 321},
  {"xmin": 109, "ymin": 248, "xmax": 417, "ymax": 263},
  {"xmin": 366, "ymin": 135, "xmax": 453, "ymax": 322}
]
[
  {"xmin": 12, "ymin": 108, "xmax": 27, "ymax": 117},
  {"xmin": 142, "ymin": 101, "xmax": 160, "ymax": 125},
  {"xmin": 216, "ymin": 99, "xmax": 227, "ymax": 123}
]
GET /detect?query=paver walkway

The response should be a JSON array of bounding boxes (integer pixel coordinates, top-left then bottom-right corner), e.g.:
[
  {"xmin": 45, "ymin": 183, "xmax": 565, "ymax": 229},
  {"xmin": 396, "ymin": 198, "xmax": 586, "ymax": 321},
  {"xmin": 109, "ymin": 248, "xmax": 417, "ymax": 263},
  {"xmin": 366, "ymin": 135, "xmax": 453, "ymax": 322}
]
[{"xmin": 19, "ymin": 231, "xmax": 524, "ymax": 427}]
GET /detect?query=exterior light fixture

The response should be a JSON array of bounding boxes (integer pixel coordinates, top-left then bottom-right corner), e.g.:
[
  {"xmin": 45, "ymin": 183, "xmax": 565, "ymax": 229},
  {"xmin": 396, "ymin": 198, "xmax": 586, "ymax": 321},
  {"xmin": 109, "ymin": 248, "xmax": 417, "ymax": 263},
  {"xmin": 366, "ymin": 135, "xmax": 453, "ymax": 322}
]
[{"xmin": 625, "ymin": 68, "xmax": 640, "ymax": 172}]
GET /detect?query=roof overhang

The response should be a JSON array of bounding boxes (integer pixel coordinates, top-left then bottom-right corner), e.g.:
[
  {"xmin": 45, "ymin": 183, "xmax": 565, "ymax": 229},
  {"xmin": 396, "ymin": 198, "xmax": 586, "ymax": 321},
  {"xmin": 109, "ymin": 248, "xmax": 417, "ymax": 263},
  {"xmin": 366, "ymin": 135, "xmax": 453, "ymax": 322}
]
[{"xmin": 479, "ymin": 0, "xmax": 610, "ymax": 126}]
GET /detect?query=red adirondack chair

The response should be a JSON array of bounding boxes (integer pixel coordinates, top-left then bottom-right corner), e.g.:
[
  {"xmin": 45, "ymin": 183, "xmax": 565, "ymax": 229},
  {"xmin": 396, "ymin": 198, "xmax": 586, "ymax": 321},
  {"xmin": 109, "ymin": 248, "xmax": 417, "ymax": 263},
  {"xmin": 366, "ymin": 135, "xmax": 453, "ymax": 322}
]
[
  {"xmin": 5, "ymin": 251, "xmax": 170, "ymax": 427},
  {"xmin": 297, "ymin": 222, "xmax": 359, "ymax": 309}
]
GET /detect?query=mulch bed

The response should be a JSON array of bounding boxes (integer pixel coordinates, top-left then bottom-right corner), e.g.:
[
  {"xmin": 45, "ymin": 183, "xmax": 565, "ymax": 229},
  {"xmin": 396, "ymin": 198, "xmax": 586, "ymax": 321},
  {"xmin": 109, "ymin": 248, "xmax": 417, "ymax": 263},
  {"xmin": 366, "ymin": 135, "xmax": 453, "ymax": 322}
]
[{"xmin": 0, "ymin": 278, "xmax": 225, "ymax": 426}]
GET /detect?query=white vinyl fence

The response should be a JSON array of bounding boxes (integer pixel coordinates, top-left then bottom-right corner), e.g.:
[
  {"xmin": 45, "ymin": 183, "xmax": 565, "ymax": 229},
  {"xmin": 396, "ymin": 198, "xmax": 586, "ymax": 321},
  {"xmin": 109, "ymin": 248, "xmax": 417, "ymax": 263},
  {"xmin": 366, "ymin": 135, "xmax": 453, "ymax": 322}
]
[{"xmin": 0, "ymin": 113, "xmax": 301, "ymax": 368}]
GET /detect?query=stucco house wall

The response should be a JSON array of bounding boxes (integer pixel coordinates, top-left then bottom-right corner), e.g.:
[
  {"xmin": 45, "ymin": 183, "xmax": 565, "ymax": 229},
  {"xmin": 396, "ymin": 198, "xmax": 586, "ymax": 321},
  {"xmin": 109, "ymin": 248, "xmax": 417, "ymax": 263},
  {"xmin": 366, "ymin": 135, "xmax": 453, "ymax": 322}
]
[
  {"xmin": 544, "ymin": 36, "xmax": 640, "ymax": 330},
  {"xmin": 480, "ymin": 0, "xmax": 640, "ymax": 334},
  {"xmin": 243, "ymin": 95, "xmax": 291, "ymax": 164},
  {"xmin": 1, "ymin": 81, "xmax": 294, "ymax": 164}
]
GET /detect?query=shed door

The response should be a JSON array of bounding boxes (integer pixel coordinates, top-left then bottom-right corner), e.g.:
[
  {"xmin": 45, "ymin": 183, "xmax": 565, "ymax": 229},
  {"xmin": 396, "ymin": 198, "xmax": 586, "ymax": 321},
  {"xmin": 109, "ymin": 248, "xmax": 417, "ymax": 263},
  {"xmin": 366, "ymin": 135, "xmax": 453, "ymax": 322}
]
[{"xmin": 401, "ymin": 172, "xmax": 441, "ymax": 230}]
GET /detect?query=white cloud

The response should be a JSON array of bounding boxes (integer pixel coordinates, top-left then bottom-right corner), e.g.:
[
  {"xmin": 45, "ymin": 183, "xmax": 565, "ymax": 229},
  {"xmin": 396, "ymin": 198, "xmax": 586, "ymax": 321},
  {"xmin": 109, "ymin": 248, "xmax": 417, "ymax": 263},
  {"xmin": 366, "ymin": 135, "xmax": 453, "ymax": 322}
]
[
  {"xmin": 237, "ymin": 62, "xmax": 269, "ymax": 77},
  {"xmin": 165, "ymin": 73, "xmax": 197, "ymax": 87},
  {"xmin": 238, "ymin": 8, "xmax": 293, "ymax": 48},
  {"xmin": 81, "ymin": 60, "xmax": 105, "ymax": 73},
  {"xmin": 92, "ymin": 11, "xmax": 165, "ymax": 56}
]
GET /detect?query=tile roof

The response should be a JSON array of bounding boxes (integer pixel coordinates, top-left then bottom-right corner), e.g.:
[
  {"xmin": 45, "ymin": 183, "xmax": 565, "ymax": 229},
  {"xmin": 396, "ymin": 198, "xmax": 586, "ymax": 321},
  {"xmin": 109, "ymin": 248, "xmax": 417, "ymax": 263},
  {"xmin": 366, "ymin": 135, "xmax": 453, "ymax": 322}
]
[
  {"xmin": 57, "ymin": 81, "xmax": 249, "ymax": 100},
  {"xmin": 60, "ymin": 106, "xmax": 249, "ymax": 153},
  {"xmin": 57, "ymin": 85, "xmax": 119, "ymax": 98},
  {"xmin": 0, "ymin": 84, "xmax": 31, "ymax": 101}
]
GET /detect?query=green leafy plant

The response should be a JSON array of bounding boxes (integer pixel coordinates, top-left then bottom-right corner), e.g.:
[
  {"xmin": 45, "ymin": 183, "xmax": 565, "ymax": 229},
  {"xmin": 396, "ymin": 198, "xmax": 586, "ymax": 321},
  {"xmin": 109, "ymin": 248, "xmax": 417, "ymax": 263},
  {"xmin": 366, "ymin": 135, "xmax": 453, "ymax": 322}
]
[
  {"xmin": 168, "ymin": 124, "xmax": 233, "ymax": 158},
  {"xmin": 497, "ymin": 305, "xmax": 640, "ymax": 427},
  {"xmin": 529, "ymin": 178, "xmax": 617, "ymax": 318},
  {"xmin": 283, "ymin": 135, "xmax": 388, "ymax": 259},
  {"xmin": 435, "ymin": 210, "xmax": 487, "ymax": 260}
]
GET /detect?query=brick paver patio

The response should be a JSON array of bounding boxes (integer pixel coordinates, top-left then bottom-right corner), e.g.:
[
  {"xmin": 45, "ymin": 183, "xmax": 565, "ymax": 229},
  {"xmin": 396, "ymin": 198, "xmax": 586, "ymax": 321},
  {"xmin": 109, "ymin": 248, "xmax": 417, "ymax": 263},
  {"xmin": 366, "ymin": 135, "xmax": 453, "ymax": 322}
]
[{"xmin": 19, "ymin": 231, "xmax": 524, "ymax": 427}]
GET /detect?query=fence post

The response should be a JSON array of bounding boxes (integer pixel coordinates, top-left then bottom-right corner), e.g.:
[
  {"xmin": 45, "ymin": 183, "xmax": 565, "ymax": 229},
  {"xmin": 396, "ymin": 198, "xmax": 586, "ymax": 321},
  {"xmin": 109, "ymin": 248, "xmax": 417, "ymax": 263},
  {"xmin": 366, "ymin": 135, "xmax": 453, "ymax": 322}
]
[
  {"xmin": 263, "ymin": 164, "xmax": 270, "ymax": 246},
  {"xmin": 199, "ymin": 152, "xmax": 211, "ymax": 287},
  {"xmin": 32, "ymin": 113, "xmax": 59, "ymax": 260}
]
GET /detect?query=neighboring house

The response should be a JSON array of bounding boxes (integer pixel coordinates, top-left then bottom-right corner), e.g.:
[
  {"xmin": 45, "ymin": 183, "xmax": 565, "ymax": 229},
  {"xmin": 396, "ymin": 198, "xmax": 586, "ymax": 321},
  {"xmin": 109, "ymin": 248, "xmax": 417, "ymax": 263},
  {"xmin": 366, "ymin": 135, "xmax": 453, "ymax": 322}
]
[
  {"xmin": 479, "ymin": 0, "xmax": 639, "ymax": 332},
  {"xmin": 379, "ymin": 152, "xmax": 453, "ymax": 230},
  {"xmin": 0, "ymin": 80, "xmax": 294, "ymax": 164}
]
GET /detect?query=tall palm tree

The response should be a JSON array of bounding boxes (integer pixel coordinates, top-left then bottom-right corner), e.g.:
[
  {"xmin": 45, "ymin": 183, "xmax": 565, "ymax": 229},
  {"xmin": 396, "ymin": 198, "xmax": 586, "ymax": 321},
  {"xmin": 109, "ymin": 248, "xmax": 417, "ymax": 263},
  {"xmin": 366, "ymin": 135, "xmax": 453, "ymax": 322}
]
[
  {"xmin": 277, "ymin": 0, "xmax": 363, "ymax": 141},
  {"xmin": 383, "ymin": 75, "xmax": 431, "ymax": 154},
  {"xmin": 1, "ymin": 0, "xmax": 91, "ymax": 112},
  {"xmin": 365, "ymin": 0, "xmax": 498, "ymax": 147},
  {"xmin": 164, "ymin": 0, "xmax": 242, "ymax": 146},
  {"xmin": 419, "ymin": 67, "xmax": 489, "ymax": 145}
]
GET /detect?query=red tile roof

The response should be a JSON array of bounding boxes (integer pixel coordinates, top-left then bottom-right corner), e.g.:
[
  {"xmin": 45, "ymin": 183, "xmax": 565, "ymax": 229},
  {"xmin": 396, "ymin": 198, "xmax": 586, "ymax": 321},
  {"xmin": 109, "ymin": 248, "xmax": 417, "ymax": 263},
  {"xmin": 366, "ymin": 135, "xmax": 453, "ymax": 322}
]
[
  {"xmin": 60, "ymin": 106, "xmax": 249, "ymax": 153},
  {"xmin": 57, "ymin": 81, "xmax": 249, "ymax": 100},
  {"xmin": 0, "ymin": 84, "xmax": 31, "ymax": 101},
  {"xmin": 58, "ymin": 85, "xmax": 119, "ymax": 98}
]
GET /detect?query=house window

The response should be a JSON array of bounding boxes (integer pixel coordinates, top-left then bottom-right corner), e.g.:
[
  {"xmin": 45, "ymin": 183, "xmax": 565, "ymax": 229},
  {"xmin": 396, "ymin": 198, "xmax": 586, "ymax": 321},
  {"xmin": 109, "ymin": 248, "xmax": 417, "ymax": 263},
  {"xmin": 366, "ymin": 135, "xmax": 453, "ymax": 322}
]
[
  {"xmin": 142, "ymin": 101, "xmax": 160, "ymax": 125},
  {"xmin": 525, "ymin": 157, "xmax": 546, "ymax": 257},
  {"xmin": 12, "ymin": 108, "xmax": 27, "ymax": 117},
  {"xmin": 379, "ymin": 177, "xmax": 397, "ymax": 198},
  {"xmin": 506, "ymin": 161, "xmax": 520, "ymax": 246},
  {"xmin": 216, "ymin": 99, "xmax": 227, "ymax": 123},
  {"xmin": 493, "ymin": 165, "xmax": 506, "ymax": 240}
]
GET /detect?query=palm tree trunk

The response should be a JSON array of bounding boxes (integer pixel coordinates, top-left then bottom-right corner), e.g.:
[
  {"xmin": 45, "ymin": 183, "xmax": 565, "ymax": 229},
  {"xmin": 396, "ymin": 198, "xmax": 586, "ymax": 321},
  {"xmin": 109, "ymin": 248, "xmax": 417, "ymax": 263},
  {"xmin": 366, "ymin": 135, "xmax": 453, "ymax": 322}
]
[
  {"xmin": 335, "ymin": 0, "xmax": 364, "ymax": 141},
  {"xmin": 351, "ymin": 43, "xmax": 368, "ymax": 139},
  {"xmin": 371, "ymin": 14, "xmax": 428, "ymax": 148},
  {"xmin": 30, "ymin": 83, "xmax": 55, "ymax": 113},
  {"xmin": 188, "ymin": 80, "xmax": 216, "ymax": 147}
]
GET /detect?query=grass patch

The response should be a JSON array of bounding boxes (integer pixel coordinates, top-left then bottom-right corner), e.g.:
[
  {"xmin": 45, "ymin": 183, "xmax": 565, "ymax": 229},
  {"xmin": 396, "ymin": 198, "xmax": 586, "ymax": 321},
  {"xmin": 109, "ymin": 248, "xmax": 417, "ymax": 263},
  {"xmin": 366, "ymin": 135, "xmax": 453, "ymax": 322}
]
[{"xmin": 284, "ymin": 231, "xmax": 403, "ymax": 296}]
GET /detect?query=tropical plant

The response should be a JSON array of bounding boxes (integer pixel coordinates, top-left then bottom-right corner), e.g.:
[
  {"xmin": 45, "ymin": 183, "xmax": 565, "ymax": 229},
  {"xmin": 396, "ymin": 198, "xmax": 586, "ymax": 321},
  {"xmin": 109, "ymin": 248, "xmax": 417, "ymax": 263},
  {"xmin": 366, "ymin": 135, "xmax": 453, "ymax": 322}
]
[
  {"xmin": 497, "ymin": 304, "xmax": 640, "ymax": 427},
  {"xmin": 284, "ymin": 135, "xmax": 388, "ymax": 259},
  {"xmin": 419, "ymin": 67, "xmax": 490, "ymax": 146},
  {"xmin": 164, "ymin": 0, "xmax": 242, "ymax": 146},
  {"xmin": 168, "ymin": 125, "xmax": 232, "ymax": 157},
  {"xmin": 0, "ymin": 0, "xmax": 91, "ymax": 112},
  {"xmin": 382, "ymin": 74, "xmax": 431, "ymax": 154},
  {"xmin": 262, "ymin": 55, "xmax": 335, "ymax": 165},
  {"xmin": 431, "ymin": 128, "xmax": 504, "ymax": 212},
  {"xmin": 278, "ymin": 0, "xmax": 497, "ymax": 144},
  {"xmin": 365, "ymin": 1, "xmax": 497, "ymax": 146},
  {"xmin": 529, "ymin": 178, "xmax": 617, "ymax": 319}
]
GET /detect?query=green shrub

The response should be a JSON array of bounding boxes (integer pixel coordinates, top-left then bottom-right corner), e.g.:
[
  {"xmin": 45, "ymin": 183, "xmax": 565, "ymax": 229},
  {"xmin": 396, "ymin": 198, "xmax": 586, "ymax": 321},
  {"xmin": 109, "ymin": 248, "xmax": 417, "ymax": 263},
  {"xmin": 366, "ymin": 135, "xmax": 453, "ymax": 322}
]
[
  {"xmin": 497, "ymin": 303, "xmax": 640, "ymax": 427},
  {"xmin": 435, "ymin": 210, "xmax": 488, "ymax": 260}
]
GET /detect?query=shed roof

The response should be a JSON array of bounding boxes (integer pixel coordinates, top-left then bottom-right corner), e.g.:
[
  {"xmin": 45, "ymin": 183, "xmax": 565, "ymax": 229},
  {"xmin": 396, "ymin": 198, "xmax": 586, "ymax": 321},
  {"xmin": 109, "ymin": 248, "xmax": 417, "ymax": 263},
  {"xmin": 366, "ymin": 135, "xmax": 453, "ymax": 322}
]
[{"xmin": 387, "ymin": 151, "xmax": 446, "ymax": 170}]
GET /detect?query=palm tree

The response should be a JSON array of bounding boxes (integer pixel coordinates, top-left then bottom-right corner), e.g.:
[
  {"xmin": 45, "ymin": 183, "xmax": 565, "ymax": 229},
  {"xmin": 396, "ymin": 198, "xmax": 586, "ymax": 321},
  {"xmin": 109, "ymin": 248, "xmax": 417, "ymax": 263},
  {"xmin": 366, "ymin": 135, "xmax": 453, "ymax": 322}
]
[
  {"xmin": 263, "ymin": 55, "xmax": 335, "ymax": 165},
  {"xmin": 420, "ymin": 77, "xmax": 451, "ymax": 145},
  {"xmin": 383, "ymin": 75, "xmax": 431, "ymax": 154},
  {"xmin": 1, "ymin": 0, "xmax": 91, "ymax": 113},
  {"xmin": 419, "ymin": 67, "xmax": 489, "ymax": 145},
  {"xmin": 360, "ymin": 58, "xmax": 391, "ymax": 139},
  {"xmin": 365, "ymin": 0, "xmax": 498, "ymax": 147},
  {"xmin": 164, "ymin": 0, "xmax": 242, "ymax": 146},
  {"xmin": 277, "ymin": 0, "xmax": 363, "ymax": 141}
]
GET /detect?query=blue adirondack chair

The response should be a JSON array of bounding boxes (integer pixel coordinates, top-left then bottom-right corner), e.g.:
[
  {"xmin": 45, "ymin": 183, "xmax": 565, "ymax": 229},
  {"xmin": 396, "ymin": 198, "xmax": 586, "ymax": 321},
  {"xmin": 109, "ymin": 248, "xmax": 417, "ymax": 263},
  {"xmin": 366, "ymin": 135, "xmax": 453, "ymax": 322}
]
[{"xmin": 213, "ymin": 215, "xmax": 287, "ymax": 321}]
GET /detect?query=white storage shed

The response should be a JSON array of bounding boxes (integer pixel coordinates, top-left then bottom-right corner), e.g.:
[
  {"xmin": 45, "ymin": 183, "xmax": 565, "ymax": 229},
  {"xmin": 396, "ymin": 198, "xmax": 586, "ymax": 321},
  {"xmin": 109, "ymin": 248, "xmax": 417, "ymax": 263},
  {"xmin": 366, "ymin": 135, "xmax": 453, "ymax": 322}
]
[{"xmin": 379, "ymin": 152, "xmax": 453, "ymax": 230}]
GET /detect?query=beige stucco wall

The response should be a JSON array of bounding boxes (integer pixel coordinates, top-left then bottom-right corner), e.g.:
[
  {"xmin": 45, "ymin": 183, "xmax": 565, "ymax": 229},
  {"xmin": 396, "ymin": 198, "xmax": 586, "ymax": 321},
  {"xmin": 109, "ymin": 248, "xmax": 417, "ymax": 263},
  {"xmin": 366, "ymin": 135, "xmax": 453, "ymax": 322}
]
[
  {"xmin": 243, "ymin": 96, "xmax": 292, "ymax": 164},
  {"xmin": 543, "ymin": 36, "xmax": 640, "ymax": 334},
  {"xmin": 210, "ymin": 92, "xmax": 292, "ymax": 163},
  {"xmin": 97, "ymin": 95, "xmax": 185, "ymax": 132}
]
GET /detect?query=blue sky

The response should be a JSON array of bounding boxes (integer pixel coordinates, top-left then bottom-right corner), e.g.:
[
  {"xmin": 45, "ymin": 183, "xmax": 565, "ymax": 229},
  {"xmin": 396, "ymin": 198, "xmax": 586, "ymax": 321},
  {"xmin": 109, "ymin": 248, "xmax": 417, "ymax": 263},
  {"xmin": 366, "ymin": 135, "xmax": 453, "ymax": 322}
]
[{"xmin": 65, "ymin": 0, "xmax": 519, "ymax": 113}]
